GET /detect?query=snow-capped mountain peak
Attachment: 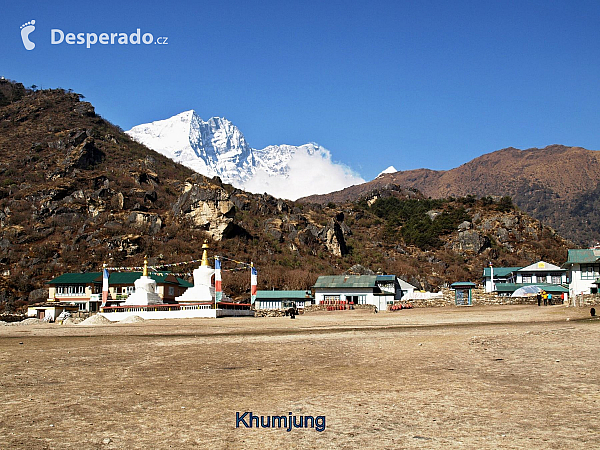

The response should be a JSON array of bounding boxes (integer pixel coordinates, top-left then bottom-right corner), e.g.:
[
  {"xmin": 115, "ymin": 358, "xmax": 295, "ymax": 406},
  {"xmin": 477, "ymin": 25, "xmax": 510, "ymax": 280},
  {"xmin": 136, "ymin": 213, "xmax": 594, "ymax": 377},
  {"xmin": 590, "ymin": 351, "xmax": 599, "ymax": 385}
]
[
  {"xmin": 377, "ymin": 165, "xmax": 398, "ymax": 177},
  {"xmin": 126, "ymin": 111, "xmax": 364, "ymax": 200},
  {"xmin": 127, "ymin": 110, "xmax": 254, "ymax": 180}
]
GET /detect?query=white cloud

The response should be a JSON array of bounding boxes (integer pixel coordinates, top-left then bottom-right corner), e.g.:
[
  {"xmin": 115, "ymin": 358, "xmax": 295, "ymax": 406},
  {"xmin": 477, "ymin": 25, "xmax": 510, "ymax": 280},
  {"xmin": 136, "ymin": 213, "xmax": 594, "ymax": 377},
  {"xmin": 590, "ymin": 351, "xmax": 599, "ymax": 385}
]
[{"xmin": 242, "ymin": 146, "xmax": 365, "ymax": 200}]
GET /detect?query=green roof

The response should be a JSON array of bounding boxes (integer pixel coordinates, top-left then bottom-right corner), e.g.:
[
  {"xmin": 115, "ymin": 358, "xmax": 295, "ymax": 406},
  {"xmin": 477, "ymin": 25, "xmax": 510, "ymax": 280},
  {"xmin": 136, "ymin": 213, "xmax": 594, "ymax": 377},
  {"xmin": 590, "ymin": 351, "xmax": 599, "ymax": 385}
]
[
  {"xmin": 564, "ymin": 249, "xmax": 600, "ymax": 265},
  {"xmin": 451, "ymin": 282, "xmax": 477, "ymax": 288},
  {"xmin": 376, "ymin": 275, "xmax": 396, "ymax": 282},
  {"xmin": 482, "ymin": 267, "xmax": 521, "ymax": 277},
  {"xmin": 256, "ymin": 290, "xmax": 312, "ymax": 300},
  {"xmin": 177, "ymin": 277, "xmax": 194, "ymax": 288},
  {"xmin": 48, "ymin": 272, "xmax": 101, "ymax": 284},
  {"xmin": 314, "ymin": 275, "xmax": 378, "ymax": 289},
  {"xmin": 49, "ymin": 271, "xmax": 190, "ymax": 287},
  {"xmin": 107, "ymin": 272, "xmax": 185, "ymax": 285},
  {"xmin": 494, "ymin": 283, "xmax": 569, "ymax": 293}
]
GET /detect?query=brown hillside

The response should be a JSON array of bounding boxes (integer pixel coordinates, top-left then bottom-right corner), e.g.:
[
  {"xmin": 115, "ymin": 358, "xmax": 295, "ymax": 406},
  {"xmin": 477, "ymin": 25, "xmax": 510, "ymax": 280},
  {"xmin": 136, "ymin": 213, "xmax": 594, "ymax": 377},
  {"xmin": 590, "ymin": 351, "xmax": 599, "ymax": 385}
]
[
  {"xmin": 301, "ymin": 145, "xmax": 600, "ymax": 245},
  {"xmin": 0, "ymin": 81, "xmax": 572, "ymax": 311}
]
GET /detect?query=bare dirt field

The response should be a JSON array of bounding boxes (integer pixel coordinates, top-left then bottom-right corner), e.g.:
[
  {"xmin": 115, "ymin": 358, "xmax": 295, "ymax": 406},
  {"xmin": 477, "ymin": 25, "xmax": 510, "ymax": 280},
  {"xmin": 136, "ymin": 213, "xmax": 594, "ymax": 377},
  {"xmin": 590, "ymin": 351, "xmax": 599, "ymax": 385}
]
[{"xmin": 1, "ymin": 305, "xmax": 599, "ymax": 449}]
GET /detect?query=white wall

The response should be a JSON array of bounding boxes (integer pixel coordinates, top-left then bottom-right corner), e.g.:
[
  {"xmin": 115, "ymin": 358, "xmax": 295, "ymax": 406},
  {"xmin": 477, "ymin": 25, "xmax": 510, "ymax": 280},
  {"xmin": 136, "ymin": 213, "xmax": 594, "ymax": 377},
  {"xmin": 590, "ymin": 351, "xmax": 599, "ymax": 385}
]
[
  {"xmin": 100, "ymin": 306, "xmax": 254, "ymax": 321},
  {"xmin": 569, "ymin": 264, "xmax": 597, "ymax": 296},
  {"xmin": 255, "ymin": 300, "xmax": 306, "ymax": 310},
  {"xmin": 315, "ymin": 288, "xmax": 394, "ymax": 311},
  {"xmin": 314, "ymin": 288, "xmax": 376, "ymax": 305}
]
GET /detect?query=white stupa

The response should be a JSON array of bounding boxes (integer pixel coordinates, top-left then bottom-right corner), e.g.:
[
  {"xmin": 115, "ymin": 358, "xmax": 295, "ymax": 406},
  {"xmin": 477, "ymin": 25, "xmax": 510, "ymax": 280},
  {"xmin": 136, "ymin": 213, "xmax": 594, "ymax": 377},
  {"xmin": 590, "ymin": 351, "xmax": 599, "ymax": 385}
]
[
  {"xmin": 123, "ymin": 257, "xmax": 163, "ymax": 305},
  {"xmin": 175, "ymin": 241, "xmax": 215, "ymax": 303}
]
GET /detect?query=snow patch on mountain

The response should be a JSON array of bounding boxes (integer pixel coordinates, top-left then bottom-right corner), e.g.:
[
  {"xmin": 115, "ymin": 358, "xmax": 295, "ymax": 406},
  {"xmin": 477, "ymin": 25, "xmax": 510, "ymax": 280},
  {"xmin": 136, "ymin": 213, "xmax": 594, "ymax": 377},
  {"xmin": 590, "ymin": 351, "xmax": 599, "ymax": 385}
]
[
  {"xmin": 126, "ymin": 111, "xmax": 364, "ymax": 200},
  {"xmin": 377, "ymin": 165, "xmax": 398, "ymax": 177}
]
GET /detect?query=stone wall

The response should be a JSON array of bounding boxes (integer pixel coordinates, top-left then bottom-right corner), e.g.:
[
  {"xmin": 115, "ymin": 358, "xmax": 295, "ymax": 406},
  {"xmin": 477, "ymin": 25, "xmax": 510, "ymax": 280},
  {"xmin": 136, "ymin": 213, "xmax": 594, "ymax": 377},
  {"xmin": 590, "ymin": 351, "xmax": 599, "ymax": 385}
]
[
  {"xmin": 406, "ymin": 288, "xmax": 557, "ymax": 308},
  {"xmin": 573, "ymin": 294, "xmax": 600, "ymax": 307},
  {"xmin": 254, "ymin": 309, "xmax": 289, "ymax": 317},
  {"xmin": 405, "ymin": 295, "xmax": 452, "ymax": 308},
  {"xmin": 0, "ymin": 313, "xmax": 26, "ymax": 323}
]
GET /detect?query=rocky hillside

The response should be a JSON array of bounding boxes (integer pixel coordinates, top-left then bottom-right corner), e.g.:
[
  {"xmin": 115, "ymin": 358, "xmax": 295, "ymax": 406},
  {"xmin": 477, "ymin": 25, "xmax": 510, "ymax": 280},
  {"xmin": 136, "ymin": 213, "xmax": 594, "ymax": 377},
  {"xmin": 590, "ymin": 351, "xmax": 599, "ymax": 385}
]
[
  {"xmin": 0, "ymin": 80, "xmax": 572, "ymax": 311},
  {"xmin": 301, "ymin": 145, "xmax": 600, "ymax": 246}
]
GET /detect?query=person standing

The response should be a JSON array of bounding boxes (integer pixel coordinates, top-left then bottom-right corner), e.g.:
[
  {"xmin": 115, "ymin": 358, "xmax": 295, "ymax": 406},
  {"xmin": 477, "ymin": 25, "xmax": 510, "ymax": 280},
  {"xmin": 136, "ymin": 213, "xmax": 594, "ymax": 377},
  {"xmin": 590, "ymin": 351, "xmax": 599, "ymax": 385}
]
[{"xmin": 537, "ymin": 292, "xmax": 542, "ymax": 307}]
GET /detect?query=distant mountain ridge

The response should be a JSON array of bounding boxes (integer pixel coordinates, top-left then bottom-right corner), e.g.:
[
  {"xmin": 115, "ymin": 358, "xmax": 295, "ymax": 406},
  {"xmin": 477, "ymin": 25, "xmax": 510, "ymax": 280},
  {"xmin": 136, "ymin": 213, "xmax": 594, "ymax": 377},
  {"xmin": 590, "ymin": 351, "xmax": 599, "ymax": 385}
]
[
  {"xmin": 300, "ymin": 145, "xmax": 600, "ymax": 246},
  {"xmin": 0, "ymin": 81, "xmax": 572, "ymax": 310}
]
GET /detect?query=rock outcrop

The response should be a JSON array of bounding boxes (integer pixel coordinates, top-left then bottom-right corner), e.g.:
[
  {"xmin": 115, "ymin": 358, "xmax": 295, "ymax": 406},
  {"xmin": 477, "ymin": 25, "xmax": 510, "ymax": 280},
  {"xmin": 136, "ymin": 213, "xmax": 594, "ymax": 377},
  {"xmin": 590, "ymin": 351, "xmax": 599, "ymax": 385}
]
[{"xmin": 173, "ymin": 181, "xmax": 237, "ymax": 241}]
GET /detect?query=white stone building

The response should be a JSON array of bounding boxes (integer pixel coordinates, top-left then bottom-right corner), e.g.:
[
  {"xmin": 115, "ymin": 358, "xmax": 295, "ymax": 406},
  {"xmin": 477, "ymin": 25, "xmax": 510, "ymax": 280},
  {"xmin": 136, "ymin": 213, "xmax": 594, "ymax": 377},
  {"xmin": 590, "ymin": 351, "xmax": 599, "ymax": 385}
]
[
  {"xmin": 564, "ymin": 249, "xmax": 600, "ymax": 296},
  {"xmin": 313, "ymin": 274, "xmax": 405, "ymax": 312}
]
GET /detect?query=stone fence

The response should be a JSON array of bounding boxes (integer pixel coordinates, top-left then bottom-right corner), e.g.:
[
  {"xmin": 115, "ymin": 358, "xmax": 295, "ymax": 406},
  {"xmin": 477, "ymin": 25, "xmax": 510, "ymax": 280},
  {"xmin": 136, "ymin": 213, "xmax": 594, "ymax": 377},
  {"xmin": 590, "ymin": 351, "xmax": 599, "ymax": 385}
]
[
  {"xmin": 406, "ymin": 288, "xmax": 558, "ymax": 308},
  {"xmin": 255, "ymin": 289, "xmax": 587, "ymax": 313},
  {"xmin": 573, "ymin": 294, "xmax": 600, "ymax": 307},
  {"xmin": 0, "ymin": 313, "xmax": 26, "ymax": 323}
]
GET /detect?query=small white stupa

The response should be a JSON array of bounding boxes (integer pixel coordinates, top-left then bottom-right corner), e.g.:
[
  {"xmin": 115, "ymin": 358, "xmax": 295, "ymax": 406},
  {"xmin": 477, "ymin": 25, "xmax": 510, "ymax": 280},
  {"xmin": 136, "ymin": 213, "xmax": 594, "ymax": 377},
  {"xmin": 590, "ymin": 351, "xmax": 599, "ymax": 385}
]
[
  {"xmin": 123, "ymin": 257, "xmax": 163, "ymax": 305},
  {"xmin": 175, "ymin": 241, "xmax": 215, "ymax": 303}
]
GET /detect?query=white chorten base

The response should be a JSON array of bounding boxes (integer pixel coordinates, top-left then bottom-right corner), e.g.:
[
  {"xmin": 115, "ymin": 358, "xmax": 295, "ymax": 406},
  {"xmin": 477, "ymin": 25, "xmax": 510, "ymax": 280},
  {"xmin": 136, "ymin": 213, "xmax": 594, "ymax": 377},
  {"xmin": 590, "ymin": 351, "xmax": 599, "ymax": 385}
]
[
  {"xmin": 123, "ymin": 276, "xmax": 163, "ymax": 305},
  {"xmin": 175, "ymin": 285, "xmax": 215, "ymax": 303},
  {"xmin": 175, "ymin": 265, "xmax": 215, "ymax": 303}
]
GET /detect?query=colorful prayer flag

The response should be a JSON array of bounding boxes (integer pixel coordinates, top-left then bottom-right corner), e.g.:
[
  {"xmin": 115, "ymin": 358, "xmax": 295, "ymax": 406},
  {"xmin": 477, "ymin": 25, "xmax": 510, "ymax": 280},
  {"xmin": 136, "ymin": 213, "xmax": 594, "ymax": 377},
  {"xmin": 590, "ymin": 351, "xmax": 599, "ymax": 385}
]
[
  {"xmin": 251, "ymin": 265, "xmax": 257, "ymax": 304},
  {"xmin": 215, "ymin": 257, "xmax": 222, "ymax": 303},
  {"xmin": 102, "ymin": 267, "xmax": 109, "ymax": 306}
]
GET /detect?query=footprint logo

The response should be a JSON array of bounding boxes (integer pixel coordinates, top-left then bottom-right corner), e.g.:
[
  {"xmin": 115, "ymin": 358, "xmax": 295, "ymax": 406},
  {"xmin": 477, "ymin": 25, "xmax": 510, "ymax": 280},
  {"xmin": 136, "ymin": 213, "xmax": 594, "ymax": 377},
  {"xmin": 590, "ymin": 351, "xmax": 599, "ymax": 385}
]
[{"xmin": 20, "ymin": 20, "xmax": 36, "ymax": 50}]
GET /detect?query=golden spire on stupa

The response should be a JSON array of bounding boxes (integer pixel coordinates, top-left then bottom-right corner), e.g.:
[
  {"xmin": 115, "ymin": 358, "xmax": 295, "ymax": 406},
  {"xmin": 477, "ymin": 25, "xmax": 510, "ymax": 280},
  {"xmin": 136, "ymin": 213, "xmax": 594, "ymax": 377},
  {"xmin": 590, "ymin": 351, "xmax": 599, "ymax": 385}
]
[
  {"xmin": 143, "ymin": 256, "xmax": 148, "ymax": 276},
  {"xmin": 201, "ymin": 240, "xmax": 209, "ymax": 267}
]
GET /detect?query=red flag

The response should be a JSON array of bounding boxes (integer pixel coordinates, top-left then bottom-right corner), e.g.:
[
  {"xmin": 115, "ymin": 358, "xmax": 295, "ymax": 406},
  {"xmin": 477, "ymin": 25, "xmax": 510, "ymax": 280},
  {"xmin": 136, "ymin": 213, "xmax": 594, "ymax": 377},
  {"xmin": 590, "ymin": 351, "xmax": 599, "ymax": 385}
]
[
  {"xmin": 101, "ymin": 267, "xmax": 109, "ymax": 306},
  {"xmin": 251, "ymin": 265, "xmax": 257, "ymax": 303}
]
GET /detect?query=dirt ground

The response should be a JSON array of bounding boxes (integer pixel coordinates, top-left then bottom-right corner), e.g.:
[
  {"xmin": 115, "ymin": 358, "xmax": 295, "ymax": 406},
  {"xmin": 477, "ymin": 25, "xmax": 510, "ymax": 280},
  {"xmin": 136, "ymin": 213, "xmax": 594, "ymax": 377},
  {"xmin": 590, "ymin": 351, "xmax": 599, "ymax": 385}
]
[{"xmin": 1, "ymin": 305, "xmax": 599, "ymax": 449}]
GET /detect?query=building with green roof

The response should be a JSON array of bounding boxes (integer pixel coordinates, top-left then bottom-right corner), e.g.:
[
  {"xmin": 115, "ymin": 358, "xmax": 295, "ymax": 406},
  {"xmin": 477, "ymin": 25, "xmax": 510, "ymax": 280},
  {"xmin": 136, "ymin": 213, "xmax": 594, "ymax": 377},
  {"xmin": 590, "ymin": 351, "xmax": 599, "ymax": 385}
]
[
  {"xmin": 46, "ymin": 271, "xmax": 193, "ymax": 312},
  {"xmin": 483, "ymin": 261, "xmax": 567, "ymax": 296},
  {"xmin": 313, "ymin": 274, "xmax": 411, "ymax": 312},
  {"xmin": 254, "ymin": 290, "xmax": 314, "ymax": 310},
  {"xmin": 563, "ymin": 248, "xmax": 600, "ymax": 296}
]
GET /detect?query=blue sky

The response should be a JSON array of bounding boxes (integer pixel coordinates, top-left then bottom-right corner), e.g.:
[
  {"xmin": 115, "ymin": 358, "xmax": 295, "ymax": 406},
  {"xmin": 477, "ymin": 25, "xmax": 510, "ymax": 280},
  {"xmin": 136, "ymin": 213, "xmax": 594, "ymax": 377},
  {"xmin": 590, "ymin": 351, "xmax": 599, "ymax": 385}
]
[{"xmin": 3, "ymin": 0, "xmax": 600, "ymax": 180}]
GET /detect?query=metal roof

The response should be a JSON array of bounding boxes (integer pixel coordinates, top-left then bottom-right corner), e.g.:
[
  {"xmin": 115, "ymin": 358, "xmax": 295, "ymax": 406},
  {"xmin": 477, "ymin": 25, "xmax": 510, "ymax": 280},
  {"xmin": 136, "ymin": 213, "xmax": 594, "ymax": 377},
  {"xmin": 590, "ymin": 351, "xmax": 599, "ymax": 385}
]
[
  {"xmin": 482, "ymin": 267, "xmax": 521, "ymax": 277},
  {"xmin": 256, "ymin": 290, "xmax": 313, "ymax": 300},
  {"xmin": 106, "ymin": 272, "xmax": 185, "ymax": 285},
  {"xmin": 48, "ymin": 271, "xmax": 190, "ymax": 287},
  {"xmin": 450, "ymin": 282, "xmax": 477, "ymax": 288},
  {"xmin": 314, "ymin": 275, "xmax": 378, "ymax": 289},
  {"xmin": 176, "ymin": 277, "xmax": 194, "ymax": 288},
  {"xmin": 518, "ymin": 261, "xmax": 565, "ymax": 272},
  {"xmin": 48, "ymin": 272, "xmax": 101, "ymax": 284},
  {"xmin": 376, "ymin": 275, "xmax": 396, "ymax": 282},
  {"xmin": 564, "ymin": 249, "xmax": 600, "ymax": 265},
  {"xmin": 398, "ymin": 278, "xmax": 417, "ymax": 290}
]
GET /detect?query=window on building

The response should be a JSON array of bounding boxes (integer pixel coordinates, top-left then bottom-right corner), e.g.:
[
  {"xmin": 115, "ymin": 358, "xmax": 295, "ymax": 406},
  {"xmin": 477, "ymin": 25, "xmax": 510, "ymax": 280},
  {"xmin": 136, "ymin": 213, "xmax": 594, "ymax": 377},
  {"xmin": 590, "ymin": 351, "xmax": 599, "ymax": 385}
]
[
  {"xmin": 535, "ymin": 273, "xmax": 547, "ymax": 283},
  {"xmin": 522, "ymin": 275, "xmax": 532, "ymax": 283},
  {"xmin": 168, "ymin": 286, "xmax": 175, "ymax": 296},
  {"xmin": 323, "ymin": 295, "xmax": 340, "ymax": 304},
  {"xmin": 57, "ymin": 285, "xmax": 85, "ymax": 296},
  {"xmin": 377, "ymin": 282, "xmax": 395, "ymax": 293},
  {"xmin": 551, "ymin": 273, "xmax": 562, "ymax": 284},
  {"xmin": 581, "ymin": 264, "xmax": 600, "ymax": 280}
]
